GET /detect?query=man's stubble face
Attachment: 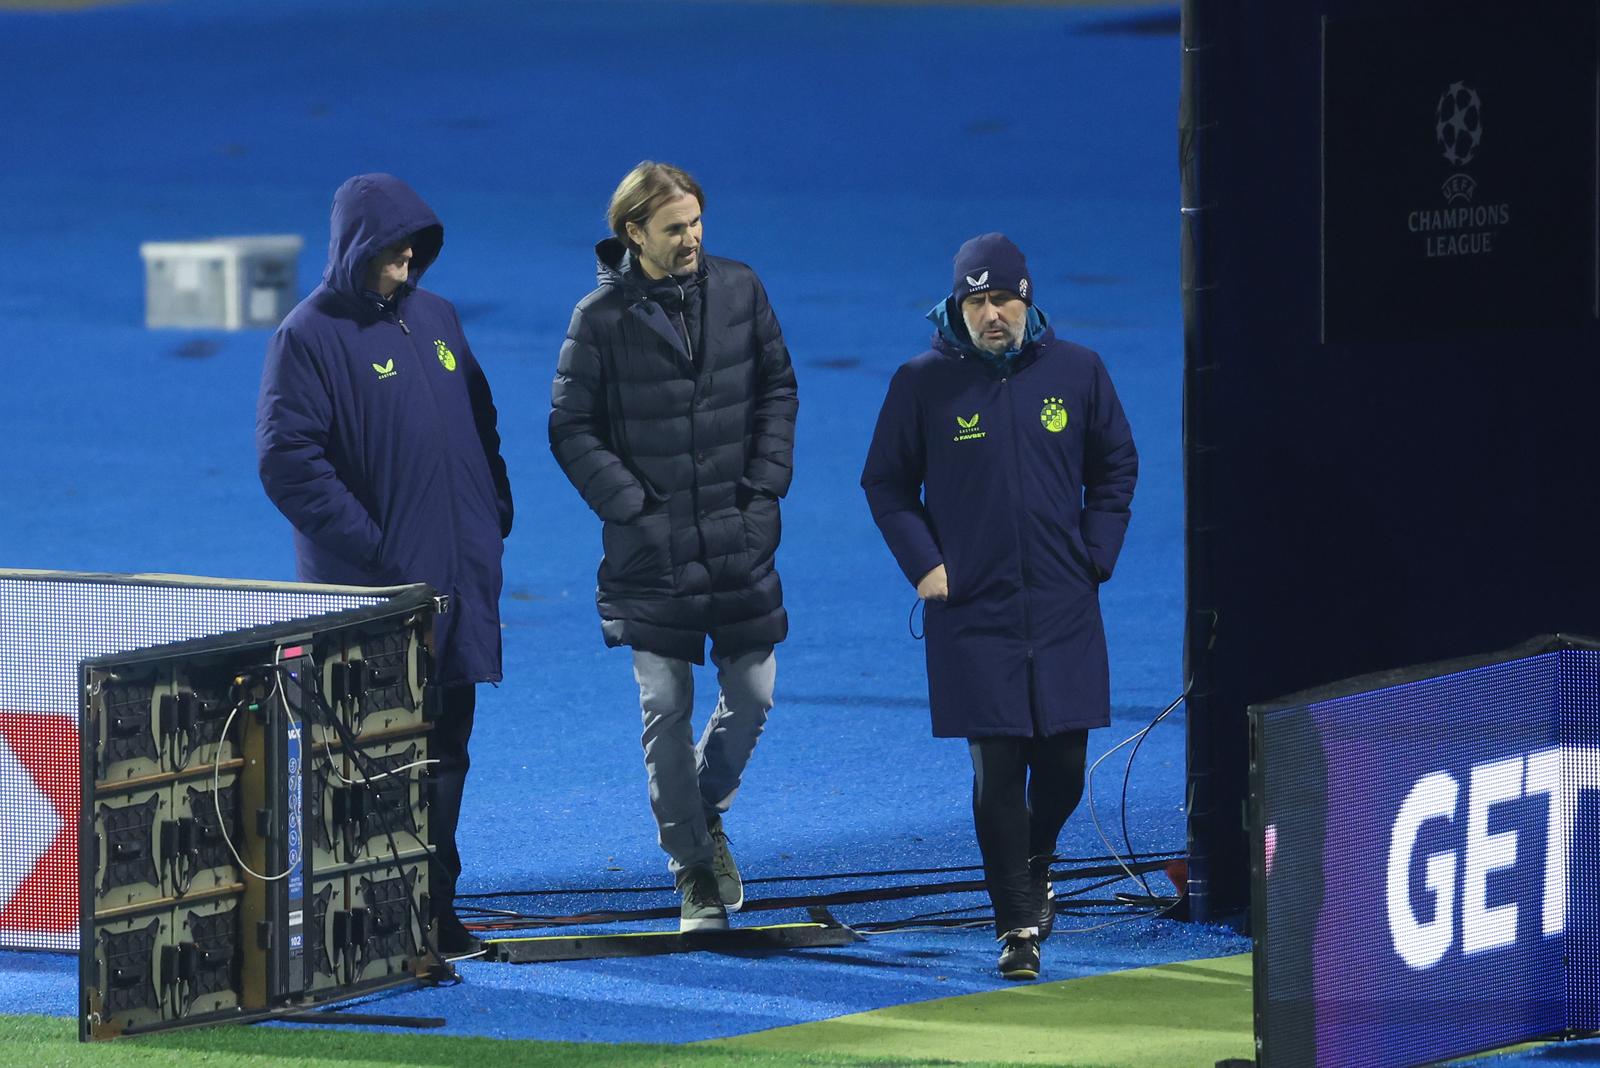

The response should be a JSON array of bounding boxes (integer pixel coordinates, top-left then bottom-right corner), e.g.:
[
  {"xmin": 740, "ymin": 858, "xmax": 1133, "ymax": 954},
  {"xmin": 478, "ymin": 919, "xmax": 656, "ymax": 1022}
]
[
  {"xmin": 628, "ymin": 193, "xmax": 703, "ymax": 280},
  {"xmin": 366, "ymin": 238, "xmax": 414, "ymax": 298},
  {"xmin": 961, "ymin": 290, "xmax": 1027, "ymax": 355}
]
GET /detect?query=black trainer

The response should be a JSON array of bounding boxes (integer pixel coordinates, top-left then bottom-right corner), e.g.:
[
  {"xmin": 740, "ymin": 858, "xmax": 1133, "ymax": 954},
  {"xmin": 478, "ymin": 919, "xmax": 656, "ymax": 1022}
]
[
  {"xmin": 1030, "ymin": 855, "xmax": 1056, "ymax": 941},
  {"xmin": 677, "ymin": 865, "xmax": 729, "ymax": 932},
  {"xmin": 435, "ymin": 912, "xmax": 483, "ymax": 958},
  {"xmin": 998, "ymin": 928, "xmax": 1041, "ymax": 981}
]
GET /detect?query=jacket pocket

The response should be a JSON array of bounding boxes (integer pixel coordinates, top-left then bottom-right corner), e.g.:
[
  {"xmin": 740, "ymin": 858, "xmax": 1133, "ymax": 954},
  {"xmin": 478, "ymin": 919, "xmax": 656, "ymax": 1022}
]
[
  {"xmin": 602, "ymin": 505, "xmax": 673, "ymax": 590},
  {"xmin": 1068, "ymin": 526, "xmax": 1105, "ymax": 584},
  {"xmin": 740, "ymin": 494, "xmax": 781, "ymax": 566},
  {"xmin": 367, "ymin": 524, "xmax": 411, "ymax": 586},
  {"xmin": 1040, "ymin": 513, "xmax": 1098, "ymax": 587}
]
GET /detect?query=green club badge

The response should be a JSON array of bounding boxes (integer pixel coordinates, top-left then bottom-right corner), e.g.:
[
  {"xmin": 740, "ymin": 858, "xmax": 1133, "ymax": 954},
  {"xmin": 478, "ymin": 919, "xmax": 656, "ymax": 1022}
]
[
  {"xmin": 1040, "ymin": 397, "xmax": 1068, "ymax": 433},
  {"xmin": 435, "ymin": 339, "xmax": 457, "ymax": 372}
]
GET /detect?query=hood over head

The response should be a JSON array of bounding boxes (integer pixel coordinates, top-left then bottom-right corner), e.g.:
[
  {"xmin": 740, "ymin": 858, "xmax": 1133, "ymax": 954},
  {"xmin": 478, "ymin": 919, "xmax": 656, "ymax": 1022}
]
[{"xmin": 323, "ymin": 173, "xmax": 444, "ymax": 302}]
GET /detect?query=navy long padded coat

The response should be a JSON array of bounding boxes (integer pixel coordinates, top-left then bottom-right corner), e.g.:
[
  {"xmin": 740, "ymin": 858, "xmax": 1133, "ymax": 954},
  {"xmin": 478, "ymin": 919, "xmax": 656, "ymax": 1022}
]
[
  {"xmin": 549, "ymin": 239, "xmax": 797, "ymax": 664},
  {"xmin": 861, "ymin": 305, "xmax": 1138, "ymax": 738},
  {"xmin": 256, "ymin": 174, "xmax": 513, "ymax": 687}
]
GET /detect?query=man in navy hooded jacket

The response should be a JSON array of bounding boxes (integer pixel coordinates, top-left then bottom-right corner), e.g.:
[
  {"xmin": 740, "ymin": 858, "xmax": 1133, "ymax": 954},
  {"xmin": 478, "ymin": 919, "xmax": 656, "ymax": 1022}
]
[
  {"xmin": 257, "ymin": 173, "xmax": 513, "ymax": 956},
  {"xmin": 862, "ymin": 234, "xmax": 1137, "ymax": 981}
]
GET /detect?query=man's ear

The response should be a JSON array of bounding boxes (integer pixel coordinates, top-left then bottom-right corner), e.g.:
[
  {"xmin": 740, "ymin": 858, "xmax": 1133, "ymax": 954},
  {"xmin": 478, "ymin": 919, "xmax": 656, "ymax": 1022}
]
[{"xmin": 624, "ymin": 221, "xmax": 644, "ymax": 248}]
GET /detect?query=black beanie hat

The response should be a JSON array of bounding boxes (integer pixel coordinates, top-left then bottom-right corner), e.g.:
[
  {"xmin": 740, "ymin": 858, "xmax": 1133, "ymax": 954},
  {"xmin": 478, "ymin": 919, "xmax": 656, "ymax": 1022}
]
[{"xmin": 951, "ymin": 232, "xmax": 1032, "ymax": 306}]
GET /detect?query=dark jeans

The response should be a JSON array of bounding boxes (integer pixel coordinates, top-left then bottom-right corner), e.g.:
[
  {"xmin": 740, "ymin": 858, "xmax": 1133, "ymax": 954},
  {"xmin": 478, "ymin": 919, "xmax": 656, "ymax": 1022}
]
[
  {"xmin": 429, "ymin": 684, "xmax": 476, "ymax": 922},
  {"xmin": 969, "ymin": 730, "xmax": 1089, "ymax": 935}
]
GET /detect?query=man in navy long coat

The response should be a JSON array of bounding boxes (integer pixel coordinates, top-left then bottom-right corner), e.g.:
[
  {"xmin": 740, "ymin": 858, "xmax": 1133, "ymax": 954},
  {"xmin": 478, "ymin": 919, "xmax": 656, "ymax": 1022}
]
[
  {"xmin": 862, "ymin": 233, "xmax": 1137, "ymax": 980},
  {"xmin": 256, "ymin": 173, "xmax": 513, "ymax": 957}
]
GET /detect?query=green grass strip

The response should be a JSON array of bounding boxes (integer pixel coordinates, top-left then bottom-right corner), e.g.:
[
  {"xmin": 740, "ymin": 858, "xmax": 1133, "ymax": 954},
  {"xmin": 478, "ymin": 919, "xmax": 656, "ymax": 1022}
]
[
  {"xmin": 2, "ymin": 953, "xmax": 1256, "ymax": 1067},
  {"xmin": 0, "ymin": 1013, "xmax": 1060, "ymax": 1067},
  {"xmin": 704, "ymin": 952, "xmax": 1256, "ymax": 1068}
]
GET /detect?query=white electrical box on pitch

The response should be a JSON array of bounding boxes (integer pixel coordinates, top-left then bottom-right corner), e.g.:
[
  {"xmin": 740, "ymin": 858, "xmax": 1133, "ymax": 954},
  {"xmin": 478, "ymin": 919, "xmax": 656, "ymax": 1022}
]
[{"xmin": 139, "ymin": 234, "xmax": 304, "ymax": 330}]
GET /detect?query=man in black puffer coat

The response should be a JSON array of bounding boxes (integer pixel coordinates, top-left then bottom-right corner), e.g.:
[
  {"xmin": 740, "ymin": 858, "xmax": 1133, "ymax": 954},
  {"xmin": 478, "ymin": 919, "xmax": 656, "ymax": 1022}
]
[{"xmin": 550, "ymin": 162, "xmax": 797, "ymax": 931}]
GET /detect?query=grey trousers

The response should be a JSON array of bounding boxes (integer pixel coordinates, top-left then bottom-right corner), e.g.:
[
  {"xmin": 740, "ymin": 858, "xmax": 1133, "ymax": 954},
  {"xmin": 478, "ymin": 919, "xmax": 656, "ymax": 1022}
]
[{"xmin": 632, "ymin": 646, "xmax": 775, "ymax": 874}]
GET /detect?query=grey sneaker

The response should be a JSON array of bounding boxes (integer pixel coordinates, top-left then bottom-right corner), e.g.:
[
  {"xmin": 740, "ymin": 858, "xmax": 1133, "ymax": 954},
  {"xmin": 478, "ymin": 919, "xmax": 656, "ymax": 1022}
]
[
  {"xmin": 707, "ymin": 816, "xmax": 744, "ymax": 912},
  {"xmin": 677, "ymin": 866, "xmax": 729, "ymax": 932},
  {"xmin": 998, "ymin": 928, "xmax": 1041, "ymax": 981}
]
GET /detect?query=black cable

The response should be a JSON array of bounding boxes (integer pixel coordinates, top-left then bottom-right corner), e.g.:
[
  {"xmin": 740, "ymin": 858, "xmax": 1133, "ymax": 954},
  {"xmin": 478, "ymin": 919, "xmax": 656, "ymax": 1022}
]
[
  {"xmin": 856, "ymin": 900, "xmax": 1160, "ymax": 935},
  {"xmin": 857, "ymin": 917, "xmax": 992, "ymax": 933},
  {"xmin": 453, "ymin": 851, "xmax": 1184, "ymax": 901},
  {"xmin": 908, "ymin": 596, "xmax": 924, "ymax": 640},
  {"xmin": 1114, "ymin": 683, "xmax": 1190, "ymax": 902},
  {"xmin": 850, "ymin": 872, "xmax": 1139, "ymax": 928},
  {"xmin": 460, "ymin": 860, "xmax": 1174, "ymax": 931},
  {"xmin": 843, "ymin": 871, "xmax": 1131, "ymax": 933},
  {"xmin": 1057, "ymin": 872, "xmax": 1131, "ymax": 901},
  {"xmin": 855, "ymin": 897, "xmax": 1176, "ymax": 935},
  {"xmin": 296, "ymin": 669, "xmax": 455, "ymax": 982},
  {"xmin": 869, "ymin": 902, "xmax": 990, "ymax": 922}
]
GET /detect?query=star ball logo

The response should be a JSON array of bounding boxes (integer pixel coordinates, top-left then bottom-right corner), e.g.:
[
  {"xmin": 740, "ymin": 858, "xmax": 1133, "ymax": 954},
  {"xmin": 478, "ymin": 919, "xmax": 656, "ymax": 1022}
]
[
  {"xmin": 1406, "ymin": 80, "xmax": 1509, "ymax": 258},
  {"xmin": 1436, "ymin": 81, "xmax": 1483, "ymax": 168}
]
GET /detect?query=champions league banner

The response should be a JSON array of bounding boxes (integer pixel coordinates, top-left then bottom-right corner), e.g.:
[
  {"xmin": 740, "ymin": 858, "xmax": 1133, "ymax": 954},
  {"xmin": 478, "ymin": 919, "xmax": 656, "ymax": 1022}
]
[
  {"xmin": 1181, "ymin": 0, "xmax": 1600, "ymax": 924},
  {"xmin": 1321, "ymin": 10, "xmax": 1596, "ymax": 341},
  {"xmin": 1253, "ymin": 637, "xmax": 1600, "ymax": 1067}
]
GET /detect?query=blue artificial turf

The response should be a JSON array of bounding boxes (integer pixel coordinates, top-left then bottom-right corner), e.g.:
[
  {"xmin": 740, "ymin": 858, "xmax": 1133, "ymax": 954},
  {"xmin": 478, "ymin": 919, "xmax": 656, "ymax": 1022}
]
[{"xmin": 0, "ymin": 0, "xmax": 1257, "ymax": 1044}]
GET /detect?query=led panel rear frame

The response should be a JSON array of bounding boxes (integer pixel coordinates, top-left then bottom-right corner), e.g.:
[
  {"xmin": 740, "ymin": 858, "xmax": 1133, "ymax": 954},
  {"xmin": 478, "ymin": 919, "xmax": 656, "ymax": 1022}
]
[
  {"xmin": 0, "ymin": 569, "xmax": 423, "ymax": 952},
  {"xmin": 79, "ymin": 588, "xmax": 444, "ymax": 1041}
]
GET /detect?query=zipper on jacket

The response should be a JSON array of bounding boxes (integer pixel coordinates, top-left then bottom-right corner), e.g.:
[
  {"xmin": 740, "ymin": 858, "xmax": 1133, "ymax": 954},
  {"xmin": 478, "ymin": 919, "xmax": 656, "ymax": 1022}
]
[
  {"xmin": 675, "ymin": 282, "xmax": 695, "ymax": 367},
  {"xmin": 405, "ymin": 316, "xmax": 463, "ymax": 602},
  {"xmin": 1001, "ymin": 374, "xmax": 1035, "ymax": 661},
  {"xmin": 678, "ymin": 280, "xmax": 705, "ymax": 559}
]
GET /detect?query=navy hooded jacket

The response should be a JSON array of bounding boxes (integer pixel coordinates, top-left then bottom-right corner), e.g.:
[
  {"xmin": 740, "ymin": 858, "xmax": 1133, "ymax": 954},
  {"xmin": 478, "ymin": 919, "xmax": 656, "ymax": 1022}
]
[
  {"xmin": 256, "ymin": 174, "xmax": 513, "ymax": 686},
  {"xmin": 861, "ymin": 302, "xmax": 1137, "ymax": 738}
]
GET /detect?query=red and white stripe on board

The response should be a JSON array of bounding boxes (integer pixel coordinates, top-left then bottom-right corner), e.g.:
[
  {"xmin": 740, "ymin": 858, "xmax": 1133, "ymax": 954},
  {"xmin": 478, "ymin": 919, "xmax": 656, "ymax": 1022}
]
[{"xmin": 0, "ymin": 712, "xmax": 78, "ymax": 934}]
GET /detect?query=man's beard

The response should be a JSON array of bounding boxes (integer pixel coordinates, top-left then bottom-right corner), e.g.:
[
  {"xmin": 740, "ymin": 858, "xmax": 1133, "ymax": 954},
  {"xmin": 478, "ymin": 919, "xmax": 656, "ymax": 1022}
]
[
  {"xmin": 972, "ymin": 319, "xmax": 1024, "ymax": 355},
  {"xmin": 647, "ymin": 246, "xmax": 695, "ymax": 279}
]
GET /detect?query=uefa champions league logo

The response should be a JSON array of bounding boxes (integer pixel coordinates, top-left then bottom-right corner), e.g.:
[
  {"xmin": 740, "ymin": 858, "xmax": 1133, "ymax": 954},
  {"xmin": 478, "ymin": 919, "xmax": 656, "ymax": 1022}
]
[
  {"xmin": 1436, "ymin": 82, "xmax": 1483, "ymax": 205},
  {"xmin": 1408, "ymin": 80, "xmax": 1507, "ymax": 255},
  {"xmin": 1436, "ymin": 82, "xmax": 1483, "ymax": 167}
]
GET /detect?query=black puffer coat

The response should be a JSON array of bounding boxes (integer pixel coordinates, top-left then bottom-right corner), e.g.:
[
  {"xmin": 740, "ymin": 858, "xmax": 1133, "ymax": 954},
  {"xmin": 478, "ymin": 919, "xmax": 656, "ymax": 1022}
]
[{"xmin": 550, "ymin": 239, "xmax": 798, "ymax": 663}]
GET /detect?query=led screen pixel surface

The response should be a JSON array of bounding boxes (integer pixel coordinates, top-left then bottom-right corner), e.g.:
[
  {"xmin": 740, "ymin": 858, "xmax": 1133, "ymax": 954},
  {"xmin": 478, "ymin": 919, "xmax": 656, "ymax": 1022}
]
[
  {"xmin": 1254, "ymin": 638, "xmax": 1600, "ymax": 1067},
  {"xmin": 0, "ymin": 570, "xmax": 395, "ymax": 951}
]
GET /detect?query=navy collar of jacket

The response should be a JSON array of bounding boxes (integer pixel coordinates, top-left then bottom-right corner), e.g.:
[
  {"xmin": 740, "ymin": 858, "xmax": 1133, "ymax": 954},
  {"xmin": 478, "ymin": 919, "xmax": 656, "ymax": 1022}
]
[
  {"xmin": 595, "ymin": 237, "xmax": 707, "ymax": 308},
  {"xmin": 595, "ymin": 237, "xmax": 717, "ymax": 371},
  {"xmin": 927, "ymin": 297, "xmax": 1052, "ymax": 375}
]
